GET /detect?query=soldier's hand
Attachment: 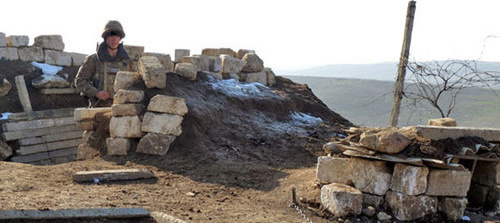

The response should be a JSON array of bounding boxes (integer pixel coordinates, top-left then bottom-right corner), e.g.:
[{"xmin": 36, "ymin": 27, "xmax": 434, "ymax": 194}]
[{"xmin": 95, "ymin": 91, "xmax": 110, "ymax": 100}]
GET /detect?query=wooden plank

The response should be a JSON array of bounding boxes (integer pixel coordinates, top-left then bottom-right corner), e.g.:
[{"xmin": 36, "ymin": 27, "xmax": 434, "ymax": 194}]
[
  {"xmin": 14, "ymin": 75, "xmax": 33, "ymax": 114},
  {"xmin": 2, "ymin": 116, "xmax": 75, "ymax": 132},
  {"xmin": 2, "ymin": 124, "xmax": 78, "ymax": 141},
  {"xmin": 0, "ymin": 207, "xmax": 150, "ymax": 220},
  {"xmin": 17, "ymin": 138, "xmax": 82, "ymax": 155},
  {"xmin": 73, "ymin": 169, "xmax": 155, "ymax": 182},
  {"xmin": 11, "ymin": 147, "xmax": 78, "ymax": 163},
  {"xmin": 40, "ymin": 88, "xmax": 79, "ymax": 94},
  {"xmin": 8, "ymin": 107, "xmax": 77, "ymax": 122},
  {"xmin": 19, "ymin": 131, "xmax": 83, "ymax": 146}
]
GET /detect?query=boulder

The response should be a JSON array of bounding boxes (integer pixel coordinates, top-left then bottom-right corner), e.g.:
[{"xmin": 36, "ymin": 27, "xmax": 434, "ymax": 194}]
[
  {"xmin": 265, "ymin": 67, "xmax": 276, "ymax": 87},
  {"xmin": 139, "ymin": 56, "xmax": 166, "ymax": 89},
  {"xmin": 147, "ymin": 95, "xmax": 188, "ymax": 116},
  {"xmin": 359, "ymin": 128, "xmax": 411, "ymax": 154},
  {"xmin": 245, "ymin": 70, "xmax": 267, "ymax": 85},
  {"xmin": 439, "ymin": 197, "xmax": 467, "ymax": 221},
  {"xmin": 6, "ymin": 35, "xmax": 29, "ymax": 47},
  {"xmin": 17, "ymin": 47, "xmax": 44, "ymax": 62},
  {"xmin": 113, "ymin": 71, "xmax": 141, "ymax": 93},
  {"xmin": 0, "ymin": 32, "xmax": 6, "ymax": 47},
  {"xmin": 209, "ymin": 56, "xmax": 222, "ymax": 72},
  {"xmin": 106, "ymin": 137, "xmax": 131, "ymax": 156},
  {"xmin": 109, "ymin": 116, "xmax": 143, "ymax": 138},
  {"xmin": 44, "ymin": 50, "xmax": 72, "ymax": 66},
  {"xmin": 0, "ymin": 78, "xmax": 12, "ymax": 96},
  {"xmin": 390, "ymin": 163, "xmax": 428, "ymax": 195},
  {"xmin": 428, "ymin": 117, "xmax": 457, "ymax": 126},
  {"xmin": 386, "ymin": 190, "xmax": 438, "ymax": 221},
  {"xmin": 136, "ymin": 133, "xmax": 177, "ymax": 155},
  {"xmin": 174, "ymin": 63, "xmax": 197, "ymax": 80},
  {"xmin": 426, "ymin": 169, "xmax": 471, "ymax": 197},
  {"xmin": 242, "ymin": 53, "xmax": 264, "ymax": 73},
  {"xmin": 32, "ymin": 75, "xmax": 70, "ymax": 88},
  {"xmin": 221, "ymin": 55, "xmax": 243, "ymax": 74},
  {"xmin": 33, "ymin": 35, "xmax": 65, "ymax": 51},
  {"xmin": 237, "ymin": 49, "xmax": 255, "ymax": 59},
  {"xmin": 320, "ymin": 183, "xmax": 362, "ymax": 217},
  {"xmin": 143, "ymin": 52, "xmax": 174, "ymax": 72},
  {"xmin": 113, "ymin": 89, "xmax": 144, "ymax": 104},
  {"xmin": 141, "ymin": 112, "xmax": 183, "ymax": 136},
  {"xmin": 123, "ymin": 45, "xmax": 144, "ymax": 61},
  {"xmin": 111, "ymin": 103, "xmax": 145, "ymax": 117},
  {"xmin": 201, "ymin": 48, "xmax": 218, "ymax": 57},
  {"xmin": 0, "ymin": 47, "xmax": 19, "ymax": 60},
  {"xmin": 174, "ymin": 49, "xmax": 190, "ymax": 63}
]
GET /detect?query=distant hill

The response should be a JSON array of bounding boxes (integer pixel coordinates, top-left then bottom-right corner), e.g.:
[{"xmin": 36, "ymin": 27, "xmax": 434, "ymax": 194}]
[{"xmin": 285, "ymin": 76, "xmax": 500, "ymax": 128}]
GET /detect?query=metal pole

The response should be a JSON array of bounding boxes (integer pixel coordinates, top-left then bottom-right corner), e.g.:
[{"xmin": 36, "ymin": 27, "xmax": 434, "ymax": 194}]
[{"xmin": 390, "ymin": 0, "xmax": 416, "ymax": 127}]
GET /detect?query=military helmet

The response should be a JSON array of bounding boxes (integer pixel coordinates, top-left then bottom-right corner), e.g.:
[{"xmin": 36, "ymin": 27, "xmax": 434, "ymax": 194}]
[{"xmin": 101, "ymin": 20, "xmax": 125, "ymax": 39}]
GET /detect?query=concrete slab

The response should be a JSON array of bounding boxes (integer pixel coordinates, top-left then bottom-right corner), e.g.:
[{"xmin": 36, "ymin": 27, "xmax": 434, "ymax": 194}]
[
  {"xmin": 18, "ymin": 131, "xmax": 83, "ymax": 146},
  {"xmin": 2, "ymin": 116, "xmax": 75, "ymax": 132},
  {"xmin": 11, "ymin": 147, "xmax": 78, "ymax": 163},
  {"xmin": 17, "ymin": 138, "xmax": 82, "ymax": 155},
  {"xmin": 73, "ymin": 169, "xmax": 155, "ymax": 182},
  {"xmin": 0, "ymin": 207, "xmax": 149, "ymax": 220},
  {"xmin": 417, "ymin": 125, "xmax": 500, "ymax": 141},
  {"xmin": 7, "ymin": 107, "xmax": 76, "ymax": 121},
  {"xmin": 2, "ymin": 124, "xmax": 78, "ymax": 141}
]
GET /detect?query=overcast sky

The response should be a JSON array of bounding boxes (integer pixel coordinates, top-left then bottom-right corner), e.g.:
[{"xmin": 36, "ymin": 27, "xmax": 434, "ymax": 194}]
[{"xmin": 2, "ymin": 0, "xmax": 500, "ymax": 71}]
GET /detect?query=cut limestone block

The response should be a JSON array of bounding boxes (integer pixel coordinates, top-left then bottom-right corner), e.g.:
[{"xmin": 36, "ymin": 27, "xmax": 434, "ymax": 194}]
[
  {"xmin": 141, "ymin": 112, "xmax": 183, "ymax": 136},
  {"xmin": 316, "ymin": 156, "xmax": 352, "ymax": 185},
  {"xmin": 350, "ymin": 158, "xmax": 392, "ymax": 195},
  {"xmin": 143, "ymin": 52, "xmax": 174, "ymax": 72},
  {"xmin": 0, "ymin": 78, "xmax": 12, "ymax": 96},
  {"xmin": 113, "ymin": 71, "xmax": 141, "ymax": 93},
  {"xmin": 182, "ymin": 56, "xmax": 201, "ymax": 71},
  {"xmin": 417, "ymin": 125, "xmax": 500, "ymax": 141},
  {"xmin": 245, "ymin": 70, "xmax": 267, "ymax": 86},
  {"xmin": 0, "ymin": 208, "xmax": 150, "ymax": 221},
  {"xmin": 359, "ymin": 128, "xmax": 411, "ymax": 154},
  {"xmin": 390, "ymin": 163, "xmax": 429, "ymax": 195},
  {"xmin": 17, "ymin": 138, "xmax": 82, "ymax": 155},
  {"xmin": 136, "ymin": 133, "xmax": 176, "ymax": 155},
  {"xmin": 362, "ymin": 193, "xmax": 384, "ymax": 208},
  {"xmin": 6, "ymin": 35, "xmax": 29, "ymax": 47},
  {"xmin": 195, "ymin": 55, "xmax": 210, "ymax": 71},
  {"xmin": 111, "ymin": 103, "xmax": 145, "ymax": 117},
  {"xmin": 44, "ymin": 50, "xmax": 72, "ymax": 66},
  {"xmin": 138, "ymin": 56, "xmax": 166, "ymax": 89},
  {"xmin": 74, "ymin": 107, "xmax": 112, "ymax": 122},
  {"xmin": 0, "ymin": 47, "xmax": 19, "ymax": 60},
  {"xmin": 109, "ymin": 116, "xmax": 143, "ymax": 138},
  {"xmin": 0, "ymin": 32, "xmax": 5, "ymax": 47},
  {"xmin": 217, "ymin": 48, "xmax": 236, "ymax": 57},
  {"xmin": 106, "ymin": 137, "xmax": 130, "ymax": 156},
  {"xmin": 201, "ymin": 48, "xmax": 219, "ymax": 57},
  {"xmin": 221, "ymin": 55, "xmax": 243, "ymax": 74},
  {"xmin": 174, "ymin": 49, "xmax": 190, "ymax": 63},
  {"xmin": 428, "ymin": 117, "xmax": 457, "ymax": 127},
  {"xmin": 33, "ymin": 35, "xmax": 65, "ymax": 51},
  {"xmin": 123, "ymin": 45, "xmax": 144, "ymax": 61},
  {"xmin": 2, "ymin": 116, "xmax": 75, "ymax": 132},
  {"xmin": 174, "ymin": 63, "xmax": 197, "ymax": 80},
  {"xmin": 147, "ymin": 95, "xmax": 188, "ymax": 116},
  {"xmin": 386, "ymin": 190, "xmax": 438, "ymax": 221},
  {"xmin": 8, "ymin": 107, "xmax": 76, "ymax": 122},
  {"xmin": 0, "ymin": 140, "xmax": 13, "ymax": 160},
  {"xmin": 237, "ymin": 49, "xmax": 255, "ymax": 59},
  {"xmin": 17, "ymin": 47, "xmax": 44, "ymax": 62},
  {"xmin": 70, "ymin": 52, "xmax": 87, "ymax": 66},
  {"xmin": 439, "ymin": 197, "xmax": 468, "ymax": 221},
  {"xmin": 321, "ymin": 183, "xmax": 362, "ymax": 217},
  {"xmin": 18, "ymin": 131, "xmax": 82, "ymax": 146},
  {"xmin": 209, "ymin": 56, "xmax": 222, "ymax": 72},
  {"xmin": 113, "ymin": 89, "xmax": 144, "ymax": 104},
  {"xmin": 2, "ymin": 124, "xmax": 78, "ymax": 141},
  {"xmin": 72, "ymin": 169, "xmax": 155, "ymax": 182},
  {"xmin": 265, "ymin": 67, "xmax": 276, "ymax": 87},
  {"xmin": 472, "ymin": 161, "xmax": 500, "ymax": 186},
  {"xmin": 11, "ymin": 147, "xmax": 78, "ymax": 163},
  {"xmin": 426, "ymin": 169, "xmax": 471, "ymax": 197},
  {"xmin": 242, "ymin": 53, "xmax": 264, "ymax": 73}
]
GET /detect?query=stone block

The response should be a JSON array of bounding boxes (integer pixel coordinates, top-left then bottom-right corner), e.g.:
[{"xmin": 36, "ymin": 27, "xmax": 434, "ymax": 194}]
[
  {"xmin": 426, "ymin": 169, "xmax": 471, "ymax": 197},
  {"xmin": 237, "ymin": 49, "xmax": 255, "ymax": 59},
  {"xmin": 33, "ymin": 35, "xmax": 64, "ymax": 51},
  {"xmin": 316, "ymin": 156, "xmax": 352, "ymax": 185},
  {"xmin": 0, "ymin": 78, "xmax": 12, "ymax": 96},
  {"xmin": 0, "ymin": 140, "xmax": 13, "ymax": 160},
  {"xmin": 351, "ymin": 158, "xmax": 392, "ymax": 195},
  {"xmin": 44, "ymin": 50, "xmax": 72, "ymax": 66},
  {"xmin": 113, "ymin": 71, "xmax": 141, "ymax": 93},
  {"xmin": 0, "ymin": 47, "xmax": 19, "ymax": 60},
  {"xmin": 141, "ymin": 112, "xmax": 183, "ymax": 136},
  {"xmin": 390, "ymin": 163, "xmax": 428, "ymax": 195},
  {"xmin": 472, "ymin": 161, "xmax": 500, "ymax": 186},
  {"xmin": 265, "ymin": 67, "xmax": 276, "ymax": 87},
  {"xmin": 123, "ymin": 45, "xmax": 144, "ymax": 61},
  {"xmin": 182, "ymin": 56, "xmax": 201, "ymax": 71},
  {"xmin": 111, "ymin": 103, "xmax": 145, "ymax": 117},
  {"xmin": 203, "ymin": 71, "xmax": 222, "ymax": 80},
  {"xmin": 147, "ymin": 94, "xmax": 188, "ymax": 116},
  {"xmin": 143, "ymin": 52, "xmax": 174, "ymax": 72},
  {"xmin": 174, "ymin": 49, "xmax": 190, "ymax": 63},
  {"xmin": 70, "ymin": 52, "xmax": 87, "ymax": 66},
  {"xmin": 439, "ymin": 197, "xmax": 467, "ymax": 221},
  {"xmin": 221, "ymin": 55, "xmax": 244, "ymax": 74},
  {"xmin": 467, "ymin": 183, "xmax": 489, "ymax": 207},
  {"xmin": 138, "ymin": 56, "xmax": 166, "ymax": 89},
  {"xmin": 428, "ymin": 117, "xmax": 457, "ymax": 127},
  {"xmin": 202, "ymin": 48, "xmax": 218, "ymax": 57},
  {"xmin": 245, "ymin": 70, "xmax": 267, "ymax": 86},
  {"xmin": 136, "ymin": 133, "xmax": 176, "ymax": 155},
  {"xmin": 6, "ymin": 35, "xmax": 29, "ymax": 47},
  {"xmin": 386, "ymin": 190, "xmax": 438, "ymax": 221},
  {"xmin": 359, "ymin": 128, "xmax": 411, "ymax": 154},
  {"xmin": 242, "ymin": 53, "xmax": 264, "ymax": 73},
  {"xmin": 196, "ymin": 55, "xmax": 210, "ymax": 71},
  {"xmin": 0, "ymin": 32, "xmax": 6, "ymax": 47},
  {"xmin": 417, "ymin": 125, "xmax": 500, "ymax": 141},
  {"xmin": 109, "ymin": 116, "xmax": 143, "ymax": 138},
  {"xmin": 362, "ymin": 193, "xmax": 384, "ymax": 208},
  {"xmin": 17, "ymin": 47, "xmax": 44, "ymax": 62},
  {"xmin": 74, "ymin": 107, "xmax": 112, "ymax": 122},
  {"xmin": 17, "ymin": 138, "xmax": 82, "ymax": 155},
  {"xmin": 217, "ymin": 48, "xmax": 236, "ymax": 57},
  {"xmin": 320, "ymin": 183, "xmax": 362, "ymax": 217},
  {"xmin": 209, "ymin": 56, "xmax": 222, "ymax": 72},
  {"xmin": 174, "ymin": 63, "xmax": 197, "ymax": 80},
  {"xmin": 106, "ymin": 137, "xmax": 130, "ymax": 156},
  {"xmin": 113, "ymin": 89, "xmax": 144, "ymax": 104}
]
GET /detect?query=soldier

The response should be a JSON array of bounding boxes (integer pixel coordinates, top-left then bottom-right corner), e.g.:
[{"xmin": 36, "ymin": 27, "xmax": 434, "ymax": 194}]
[{"xmin": 75, "ymin": 20, "xmax": 135, "ymax": 107}]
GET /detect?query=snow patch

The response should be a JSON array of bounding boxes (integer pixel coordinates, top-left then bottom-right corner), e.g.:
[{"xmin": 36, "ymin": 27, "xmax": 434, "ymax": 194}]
[
  {"xmin": 265, "ymin": 112, "xmax": 323, "ymax": 135},
  {"xmin": 290, "ymin": 112, "xmax": 323, "ymax": 126},
  {"xmin": 207, "ymin": 78, "xmax": 278, "ymax": 98},
  {"xmin": 1, "ymin": 112, "xmax": 12, "ymax": 120},
  {"xmin": 31, "ymin": 62, "xmax": 63, "ymax": 75}
]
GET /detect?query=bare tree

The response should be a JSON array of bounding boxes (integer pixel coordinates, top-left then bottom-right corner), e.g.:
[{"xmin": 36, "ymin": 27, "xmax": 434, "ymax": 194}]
[{"xmin": 404, "ymin": 60, "xmax": 500, "ymax": 118}]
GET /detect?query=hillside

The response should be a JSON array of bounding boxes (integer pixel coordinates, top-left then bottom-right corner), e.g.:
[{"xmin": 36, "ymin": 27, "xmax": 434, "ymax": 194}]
[{"xmin": 286, "ymin": 76, "xmax": 500, "ymax": 128}]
